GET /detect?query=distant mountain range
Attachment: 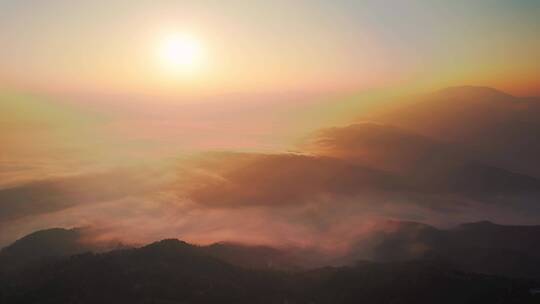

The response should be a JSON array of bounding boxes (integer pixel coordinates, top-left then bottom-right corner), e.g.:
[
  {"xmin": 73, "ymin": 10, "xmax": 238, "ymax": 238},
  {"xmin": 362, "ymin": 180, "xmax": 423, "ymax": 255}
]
[
  {"xmin": 0, "ymin": 228, "xmax": 300, "ymax": 272},
  {"xmin": 3, "ymin": 220, "xmax": 540, "ymax": 277},
  {"xmin": 374, "ymin": 86, "xmax": 540, "ymax": 179},
  {"xmin": 343, "ymin": 221, "xmax": 540, "ymax": 278}
]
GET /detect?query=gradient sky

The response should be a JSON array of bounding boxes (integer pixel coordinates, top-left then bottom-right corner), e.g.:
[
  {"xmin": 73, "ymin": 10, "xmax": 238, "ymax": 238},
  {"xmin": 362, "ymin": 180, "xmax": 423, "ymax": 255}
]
[
  {"xmin": 1, "ymin": 1, "xmax": 540, "ymax": 248},
  {"xmin": 1, "ymin": 0, "xmax": 539, "ymax": 96}
]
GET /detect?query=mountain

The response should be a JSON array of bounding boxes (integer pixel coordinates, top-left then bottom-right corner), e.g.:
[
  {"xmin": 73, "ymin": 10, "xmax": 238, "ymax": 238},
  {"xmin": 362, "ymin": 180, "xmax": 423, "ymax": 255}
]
[
  {"xmin": 6, "ymin": 220, "xmax": 540, "ymax": 279},
  {"xmin": 311, "ymin": 122, "xmax": 461, "ymax": 173},
  {"xmin": 0, "ymin": 228, "xmax": 127, "ymax": 273},
  {"xmin": 0, "ymin": 228, "xmax": 93, "ymax": 271},
  {"xmin": 311, "ymin": 122, "xmax": 540, "ymax": 200},
  {"xmin": 375, "ymin": 86, "xmax": 540, "ymax": 178},
  {"xmin": 346, "ymin": 221, "xmax": 540, "ymax": 278},
  {"xmin": 299, "ymin": 260, "xmax": 536, "ymax": 304},
  {"xmin": 0, "ymin": 228, "xmax": 304, "ymax": 272},
  {"xmin": 0, "ymin": 239, "xmax": 293, "ymax": 304},
  {"xmin": 202, "ymin": 242, "xmax": 304, "ymax": 270},
  {"xmin": 1, "ymin": 236, "xmax": 537, "ymax": 304}
]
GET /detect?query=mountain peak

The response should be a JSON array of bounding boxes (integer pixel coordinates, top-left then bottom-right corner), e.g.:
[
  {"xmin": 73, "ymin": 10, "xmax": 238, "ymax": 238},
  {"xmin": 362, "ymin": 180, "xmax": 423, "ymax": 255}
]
[
  {"xmin": 143, "ymin": 239, "xmax": 193, "ymax": 251},
  {"xmin": 434, "ymin": 86, "xmax": 511, "ymax": 99},
  {"xmin": 0, "ymin": 227, "xmax": 94, "ymax": 270},
  {"xmin": 2, "ymin": 227, "xmax": 82, "ymax": 253}
]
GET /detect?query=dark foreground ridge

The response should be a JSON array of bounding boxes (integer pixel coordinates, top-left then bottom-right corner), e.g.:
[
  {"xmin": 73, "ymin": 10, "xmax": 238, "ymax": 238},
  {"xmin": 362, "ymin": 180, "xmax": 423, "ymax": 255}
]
[{"xmin": 1, "ymin": 223, "xmax": 540, "ymax": 303}]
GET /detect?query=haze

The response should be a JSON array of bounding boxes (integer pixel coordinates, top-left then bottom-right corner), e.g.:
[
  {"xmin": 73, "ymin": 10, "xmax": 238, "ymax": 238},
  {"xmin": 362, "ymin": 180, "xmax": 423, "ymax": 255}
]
[{"xmin": 1, "ymin": 0, "xmax": 540, "ymax": 255}]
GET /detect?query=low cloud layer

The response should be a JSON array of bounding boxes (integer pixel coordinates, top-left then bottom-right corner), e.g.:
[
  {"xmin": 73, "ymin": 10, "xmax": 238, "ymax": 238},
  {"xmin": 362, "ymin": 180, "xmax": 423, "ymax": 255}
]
[{"xmin": 2, "ymin": 86, "xmax": 540, "ymax": 253}]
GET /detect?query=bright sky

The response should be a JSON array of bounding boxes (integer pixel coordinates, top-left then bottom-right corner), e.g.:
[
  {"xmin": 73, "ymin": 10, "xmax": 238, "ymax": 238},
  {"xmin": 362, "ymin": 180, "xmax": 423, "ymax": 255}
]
[{"xmin": 1, "ymin": 0, "xmax": 539, "ymax": 96}]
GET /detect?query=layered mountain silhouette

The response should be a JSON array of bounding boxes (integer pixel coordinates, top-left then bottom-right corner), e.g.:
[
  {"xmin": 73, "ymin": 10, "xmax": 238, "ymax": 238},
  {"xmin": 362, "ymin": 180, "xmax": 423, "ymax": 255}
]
[
  {"xmin": 4, "ymin": 221, "xmax": 540, "ymax": 277},
  {"xmin": 0, "ymin": 228, "xmax": 93, "ymax": 271},
  {"xmin": 0, "ymin": 228, "xmax": 301, "ymax": 272},
  {"xmin": 1, "ymin": 224, "xmax": 540, "ymax": 304},
  {"xmin": 345, "ymin": 221, "xmax": 540, "ymax": 278}
]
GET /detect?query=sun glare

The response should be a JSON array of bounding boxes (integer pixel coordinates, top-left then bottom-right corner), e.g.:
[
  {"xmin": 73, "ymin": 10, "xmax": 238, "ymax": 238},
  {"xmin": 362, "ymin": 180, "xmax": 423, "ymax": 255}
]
[{"xmin": 158, "ymin": 33, "xmax": 205, "ymax": 74}]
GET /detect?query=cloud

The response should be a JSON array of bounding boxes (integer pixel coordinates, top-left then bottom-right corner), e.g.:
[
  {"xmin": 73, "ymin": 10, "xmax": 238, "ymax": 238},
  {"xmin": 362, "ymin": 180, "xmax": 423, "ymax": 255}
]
[
  {"xmin": 178, "ymin": 152, "xmax": 402, "ymax": 207},
  {"xmin": 3, "ymin": 86, "xmax": 540, "ymax": 252},
  {"xmin": 306, "ymin": 122, "xmax": 460, "ymax": 172},
  {"xmin": 0, "ymin": 167, "xmax": 171, "ymax": 222},
  {"xmin": 177, "ymin": 122, "xmax": 540, "ymax": 211}
]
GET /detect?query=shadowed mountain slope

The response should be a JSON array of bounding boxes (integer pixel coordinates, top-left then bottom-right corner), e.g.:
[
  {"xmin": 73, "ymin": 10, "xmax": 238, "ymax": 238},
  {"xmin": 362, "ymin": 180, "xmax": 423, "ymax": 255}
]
[
  {"xmin": 375, "ymin": 86, "xmax": 540, "ymax": 178},
  {"xmin": 0, "ymin": 228, "xmax": 95, "ymax": 271},
  {"xmin": 347, "ymin": 221, "xmax": 540, "ymax": 278},
  {"xmin": 1, "ymin": 235, "xmax": 538, "ymax": 304}
]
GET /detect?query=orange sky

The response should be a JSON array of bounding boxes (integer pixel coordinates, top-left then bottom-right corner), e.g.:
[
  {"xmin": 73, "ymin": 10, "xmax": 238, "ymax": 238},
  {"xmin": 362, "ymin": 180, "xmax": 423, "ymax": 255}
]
[{"xmin": 1, "ymin": 1, "xmax": 539, "ymax": 96}]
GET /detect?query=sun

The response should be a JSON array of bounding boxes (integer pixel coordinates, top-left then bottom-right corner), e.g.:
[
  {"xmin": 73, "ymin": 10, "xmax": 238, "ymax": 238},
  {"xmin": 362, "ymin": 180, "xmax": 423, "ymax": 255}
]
[{"xmin": 158, "ymin": 33, "xmax": 205, "ymax": 74}]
